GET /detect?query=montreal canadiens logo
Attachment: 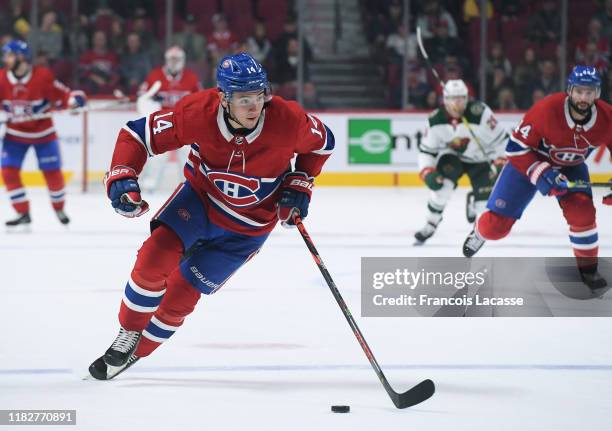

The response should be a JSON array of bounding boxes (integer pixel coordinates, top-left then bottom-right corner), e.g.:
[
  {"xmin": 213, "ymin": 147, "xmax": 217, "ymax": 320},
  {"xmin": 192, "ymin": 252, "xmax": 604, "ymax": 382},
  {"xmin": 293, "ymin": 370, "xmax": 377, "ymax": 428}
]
[
  {"xmin": 208, "ymin": 172, "xmax": 261, "ymax": 206},
  {"xmin": 549, "ymin": 148, "xmax": 587, "ymax": 166}
]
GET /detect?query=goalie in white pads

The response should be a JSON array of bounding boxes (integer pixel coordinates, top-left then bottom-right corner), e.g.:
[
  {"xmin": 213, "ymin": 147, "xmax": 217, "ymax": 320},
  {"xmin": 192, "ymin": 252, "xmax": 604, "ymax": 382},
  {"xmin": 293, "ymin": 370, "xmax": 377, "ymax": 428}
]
[{"xmin": 414, "ymin": 80, "xmax": 507, "ymax": 244}]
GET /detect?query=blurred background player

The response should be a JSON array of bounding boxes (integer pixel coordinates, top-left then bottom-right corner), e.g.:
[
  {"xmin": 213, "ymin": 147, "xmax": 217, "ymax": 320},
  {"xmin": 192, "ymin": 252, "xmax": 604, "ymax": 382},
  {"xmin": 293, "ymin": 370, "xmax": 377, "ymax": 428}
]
[
  {"xmin": 463, "ymin": 66, "xmax": 612, "ymax": 289},
  {"xmin": 137, "ymin": 45, "xmax": 201, "ymax": 191},
  {"xmin": 414, "ymin": 79, "xmax": 507, "ymax": 244},
  {"xmin": 0, "ymin": 40, "xmax": 86, "ymax": 228},
  {"xmin": 88, "ymin": 53, "xmax": 335, "ymax": 380}
]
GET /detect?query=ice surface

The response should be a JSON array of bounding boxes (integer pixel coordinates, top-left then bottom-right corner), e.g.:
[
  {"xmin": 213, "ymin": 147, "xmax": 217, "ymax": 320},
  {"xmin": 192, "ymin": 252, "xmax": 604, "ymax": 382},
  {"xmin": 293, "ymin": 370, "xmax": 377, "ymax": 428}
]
[{"xmin": 1, "ymin": 186, "xmax": 612, "ymax": 430}]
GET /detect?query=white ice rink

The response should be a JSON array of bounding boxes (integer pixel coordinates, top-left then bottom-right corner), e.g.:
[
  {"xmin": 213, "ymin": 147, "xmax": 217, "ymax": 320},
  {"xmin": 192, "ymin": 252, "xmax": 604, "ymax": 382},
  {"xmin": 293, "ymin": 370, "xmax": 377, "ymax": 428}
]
[{"xmin": 1, "ymin": 186, "xmax": 612, "ymax": 430}]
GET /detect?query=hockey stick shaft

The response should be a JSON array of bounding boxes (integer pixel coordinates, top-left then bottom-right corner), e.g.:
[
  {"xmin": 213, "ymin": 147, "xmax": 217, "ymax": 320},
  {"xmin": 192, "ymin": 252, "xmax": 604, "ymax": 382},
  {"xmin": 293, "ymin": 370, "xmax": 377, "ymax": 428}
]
[
  {"xmin": 293, "ymin": 214, "xmax": 434, "ymax": 408},
  {"xmin": 1, "ymin": 97, "xmax": 132, "ymax": 124},
  {"xmin": 568, "ymin": 180, "xmax": 612, "ymax": 188}
]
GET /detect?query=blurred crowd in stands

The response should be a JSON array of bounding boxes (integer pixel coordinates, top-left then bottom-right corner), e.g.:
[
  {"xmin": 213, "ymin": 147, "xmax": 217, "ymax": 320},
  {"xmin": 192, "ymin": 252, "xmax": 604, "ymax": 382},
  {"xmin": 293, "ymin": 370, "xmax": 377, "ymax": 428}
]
[
  {"xmin": 0, "ymin": 0, "xmax": 312, "ymax": 104},
  {"xmin": 0, "ymin": 0, "xmax": 610, "ymax": 110},
  {"xmin": 365, "ymin": 0, "xmax": 612, "ymax": 109}
]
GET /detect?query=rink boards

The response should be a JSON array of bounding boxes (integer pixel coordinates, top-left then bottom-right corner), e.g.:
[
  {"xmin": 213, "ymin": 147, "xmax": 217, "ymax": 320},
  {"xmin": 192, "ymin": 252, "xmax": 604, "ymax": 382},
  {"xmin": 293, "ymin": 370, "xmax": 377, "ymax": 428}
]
[{"xmin": 3, "ymin": 108, "xmax": 611, "ymax": 187}]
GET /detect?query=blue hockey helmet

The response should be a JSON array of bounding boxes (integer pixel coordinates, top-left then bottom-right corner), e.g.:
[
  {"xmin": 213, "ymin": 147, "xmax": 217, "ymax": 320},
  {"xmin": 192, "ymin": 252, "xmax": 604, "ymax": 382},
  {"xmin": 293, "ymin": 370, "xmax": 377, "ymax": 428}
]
[
  {"xmin": 216, "ymin": 53, "xmax": 271, "ymax": 101},
  {"xmin": 567, "ymin": 65, "xmax": 601, "ymax": 95},
  {"xmin": 2, "ymin": 39, "xmax": 31, "ymax": 60}
]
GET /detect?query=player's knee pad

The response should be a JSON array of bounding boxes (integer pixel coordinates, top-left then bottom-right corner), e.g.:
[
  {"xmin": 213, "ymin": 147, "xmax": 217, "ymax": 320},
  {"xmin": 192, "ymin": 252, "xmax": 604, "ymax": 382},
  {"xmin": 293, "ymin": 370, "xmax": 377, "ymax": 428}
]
[
  {"xmin": 159, "ymin": 270, "xmax": 201, "ymax": 321},
  {"xmin": 437, "ymin": 154, "xmax": 463, "ymax": 183},
  {"xmin": 42, "ymin": 169, "xmax": 64, "ymax": 189},
  {"xmin": 132, "ymin": 225, "xmax": 184, "ymax": 284},
  {"xmin": 477, "ymin": 210, "xmax": 516, "ymax": 240},
  {"xmin": 1, "ymin": 166, "xmax": 21, "ymax": 187},
  {"xmin": 559, "ymin": 192, "xmax": 596, "ymax": 228},
  {"xmin": 429, "ymin": 179, "xmax": 454, "ymax": 209}
]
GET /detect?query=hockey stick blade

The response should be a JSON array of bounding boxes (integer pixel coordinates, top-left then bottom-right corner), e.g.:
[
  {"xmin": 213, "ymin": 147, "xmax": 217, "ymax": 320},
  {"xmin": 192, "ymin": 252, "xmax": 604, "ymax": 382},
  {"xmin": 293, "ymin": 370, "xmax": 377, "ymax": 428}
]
[
  {"xmin": 293, "ymin": 214, "xmax": 435, "ymax": 409},
  {"xmin": 392, "ymin": 378, "xmax": 435, "ymax": 409}
]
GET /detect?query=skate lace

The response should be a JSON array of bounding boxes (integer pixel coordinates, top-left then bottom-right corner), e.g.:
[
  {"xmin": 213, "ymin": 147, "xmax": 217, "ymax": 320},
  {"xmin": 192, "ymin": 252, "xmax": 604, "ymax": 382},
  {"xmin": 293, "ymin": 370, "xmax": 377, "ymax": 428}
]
[
  {"xmin": 110, "ymin": 328, "xmax": 140, "ymax": 353},
  {"xmin": 465, "ymin": 231, "xmax": 484, "ymax": 249}
]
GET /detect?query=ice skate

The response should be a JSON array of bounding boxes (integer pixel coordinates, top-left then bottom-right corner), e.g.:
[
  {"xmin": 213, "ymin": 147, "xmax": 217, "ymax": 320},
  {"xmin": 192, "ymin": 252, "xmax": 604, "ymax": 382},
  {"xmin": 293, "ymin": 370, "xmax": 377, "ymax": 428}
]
[
  {"xmin": 103, "ymin": 327, "xmax": 141, "ymax": 366},
  {"xmin": 55, "ymin": 209, "xmax": 70, "ymax": 225},
  {"xmin": 88, "ymin": 353, "xmax": 140, "ymax": 380},
  {"xmin": 463, "ymin": 228, "xmax": 485, "ymax": 257},
  {"xmin": 414, "ymin": 221, "xmax": 439, "ymax": 245},
  {"xmin": 5, "ymin": 212, "xmax": 31, "ymax": 232},
  {"xmin": 579, "ymin": 268, "xmax": 608, "ymax": 290}
]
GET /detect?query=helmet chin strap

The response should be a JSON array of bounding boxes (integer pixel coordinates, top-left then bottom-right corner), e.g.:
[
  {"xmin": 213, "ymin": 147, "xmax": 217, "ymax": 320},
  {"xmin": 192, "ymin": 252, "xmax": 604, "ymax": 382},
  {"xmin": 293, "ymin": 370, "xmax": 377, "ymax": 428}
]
[
  {"xmin": 11, "ymin": 59, "xmax": 28, "ymax": 78},
  {"xmin": 223, "ymin": 96, "xmax": 261, "ymax": 130}
]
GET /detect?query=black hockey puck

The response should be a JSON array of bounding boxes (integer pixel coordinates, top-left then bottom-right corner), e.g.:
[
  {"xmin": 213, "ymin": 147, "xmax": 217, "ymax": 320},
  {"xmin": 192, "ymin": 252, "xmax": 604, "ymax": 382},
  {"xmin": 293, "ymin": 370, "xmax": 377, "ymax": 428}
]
[{"xmin": 331, "ymin": 405, "xmax": 350, "ymax": 413}]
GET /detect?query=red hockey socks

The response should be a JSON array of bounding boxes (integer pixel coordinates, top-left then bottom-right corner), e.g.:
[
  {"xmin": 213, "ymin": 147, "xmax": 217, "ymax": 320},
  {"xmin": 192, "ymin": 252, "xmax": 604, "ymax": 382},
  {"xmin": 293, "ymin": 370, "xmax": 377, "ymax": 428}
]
[
  {"xmin": 559, "ymin": 193, "xmax": 598, "ymax": 269},
  {"xmin": 135, "ymin": 270, "xmax": 201, "ymax": 357},
  {"xmin": 2, "ymin": 167, "xmax": 29, "ymax": 214},
  {"xmin": 42, "ymin": 169, "xmax": 65, "ymax": 210},
  {"xmin": 476, "ymin": 210, "xmax": 516, "ymax": 241},
  {"xmin": 118, "ymin": 225, "xmax": 184, "ymax": 331}
]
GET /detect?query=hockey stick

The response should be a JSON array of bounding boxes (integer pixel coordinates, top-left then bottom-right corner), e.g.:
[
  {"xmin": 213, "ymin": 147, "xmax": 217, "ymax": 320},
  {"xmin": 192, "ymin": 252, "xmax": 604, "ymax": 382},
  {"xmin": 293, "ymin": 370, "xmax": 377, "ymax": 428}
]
[
  {"xmin": 293, "ymin": 214, "xmax": 435, "ymax": 408},
  {"xmin": 1, "ymin": 96, "xmax": 132, "ymax": 124},
  {"xmin": 568, "ymin": 180, "xmax": 612, "ymax": 189}
]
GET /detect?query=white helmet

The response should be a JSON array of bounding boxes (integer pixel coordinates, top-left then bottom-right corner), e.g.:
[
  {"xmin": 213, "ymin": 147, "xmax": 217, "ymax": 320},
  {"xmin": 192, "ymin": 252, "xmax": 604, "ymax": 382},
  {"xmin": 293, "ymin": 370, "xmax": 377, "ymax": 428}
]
[
  {"xmin": 443, "ymin": 79, "xmax": 468, "ymax": 116},
  {"xmin": 165, "ymin": 46, "xmax": 186, "ymax": 75}
]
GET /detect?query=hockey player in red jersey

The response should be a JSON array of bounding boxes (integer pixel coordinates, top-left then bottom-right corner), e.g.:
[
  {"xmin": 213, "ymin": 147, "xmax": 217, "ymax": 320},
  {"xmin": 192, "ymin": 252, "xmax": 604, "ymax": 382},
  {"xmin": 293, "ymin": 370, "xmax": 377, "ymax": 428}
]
[
  {"xmin": 0, "ymin": 40, "xmax": 86, "ymax": 228},
  {"xmin": 136, "ymin": 46, "xmax": 202, "ymax": 191},
  {"xmin": 88, "ymin": 53, "xmax": 335, "ymax": 380},
  {"xmin": 462, "ymin": 66, "xmax": 612, "ymax": 289},
  {"xmin": 137, "ymin": 45, "xmax": 201, "ymax": 114}
]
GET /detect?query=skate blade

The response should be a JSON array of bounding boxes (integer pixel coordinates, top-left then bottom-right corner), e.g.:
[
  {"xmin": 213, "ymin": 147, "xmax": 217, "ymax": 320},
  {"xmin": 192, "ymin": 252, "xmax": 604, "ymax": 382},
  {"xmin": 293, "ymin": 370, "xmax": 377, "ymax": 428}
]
[
  {"xmin": 6, "ymin": 225, "xmax": 31, "ymax": 234},
  {"xmin": 413, "ymin": 240, "xmax": 426, "ymax": 246}
]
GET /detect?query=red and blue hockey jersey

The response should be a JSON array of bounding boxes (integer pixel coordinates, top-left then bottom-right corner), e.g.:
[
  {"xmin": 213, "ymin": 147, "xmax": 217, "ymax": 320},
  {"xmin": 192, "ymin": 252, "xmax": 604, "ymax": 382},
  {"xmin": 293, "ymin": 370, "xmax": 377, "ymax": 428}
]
[
  {"xmin": 110, "ymin": 88, "xmax": 334, "ymax": 235},
  {"xmin": 506, "ymin": 93, "xmax": 612, "ymax": 181},
  {"xmin": 0, "ymin": 66, "xmax": 75, "ymax": 144}
]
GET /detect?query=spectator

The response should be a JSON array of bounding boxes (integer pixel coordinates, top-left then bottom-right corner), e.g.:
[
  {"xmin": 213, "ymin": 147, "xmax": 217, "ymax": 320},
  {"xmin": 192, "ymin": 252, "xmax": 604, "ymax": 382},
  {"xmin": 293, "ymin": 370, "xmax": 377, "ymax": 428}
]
[
  {"xmin": 463, "ymin": 0, "xmax": 493, "ymax": 22},
  {"xmin": 272, "ymin": 16, "xmax": 313, "ymax": 67},
  {"xmin": 496, "ymin": 0, "xmax": 521, "ymax": 19},
  {"xmin": 531, "ymin": 87, "xmax": 546, "ymax": 104},
  {"xmin": 486, "ymin": 42, "xmax": 512, "ymax": 79},
  {"xmin": 416, "ymin": 0, "xmax": 458, "ymax": 39},
  {"xmin": 425, "ymin": 89, "xmax": 439, "ymax": 109},
  {"xmin": 39, "ymin": 0, "xmax": 68, "ymax": 29},
  {"xmin": 399, "ymin": 63, "xmax": 432, "ymax": 109},
  {"xmin": 577, "ymin": 41, "xmax": 609, "ymax": 76},
  {"xmin": 69, "ymin": 14, "xmax": 90, "ymax": 55},
  {"xmin": 78, "ymin": 30, "xmax": 120, "ymax": 94},
  {"xmin": 526, "ymin": 0, "xmax": 560, "ymax": 45},
  {"xmin": 9, "ymin": 0, "xmax": 30, "ymax": 39},
  {"xmin": 130, "ymin": 8, "xmax": 158, "ymax": 64},
  {"xmin": 487, "ymin": 66, "xmax": 514, "ymax": 109},
  {"xmin": 534, "ymin": 59, "xmax": 560, "ymax": 96},
  {"xmin": 246, "ymin": 19, "xmax": 272, "ymax": 66},
  {"xmin": 497, "ymin": 87, "xmax": 517, "ymax": 110},
  {"xmin": 27, "ymin": 11, "xmax": 63, "ymax": 61},
  {"xmin": 382, "ymin": 0, "xmax": 403, "ymax": 35},
  {"xmin": 385, "ymin": 24, "xmax": 418, "ymax": 63},
  {"xmin": 575, "ymin": 18, "xmax": 609, "ymax": 68},
  {"xmin": 207, "ymin": 13, "xmax": 238, "ymax": 70},
  {"xmin": 595, "ymin": 0, "xmax": 612, "ymax": 41},
  {"xmin": 423, "ymin": 20, "xmax": 464, "ymax": 65},
  {"xmin": 109, "ymin": 15, "xmax": 126, "ymax": 55},
  {"xmin": 119, "ymin": 32, "xmax": 152, "ymax": 94},
  {"xmin": 514, "ymin": 47, "xmax": 539, "ymax": 108},
  {"xmin": 171, "ymin": 14, "xmax": 207, "ymax": 64},
  {"xmin": 274, "ymin": 37, "xmax": 317, "ymax": 108}
]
